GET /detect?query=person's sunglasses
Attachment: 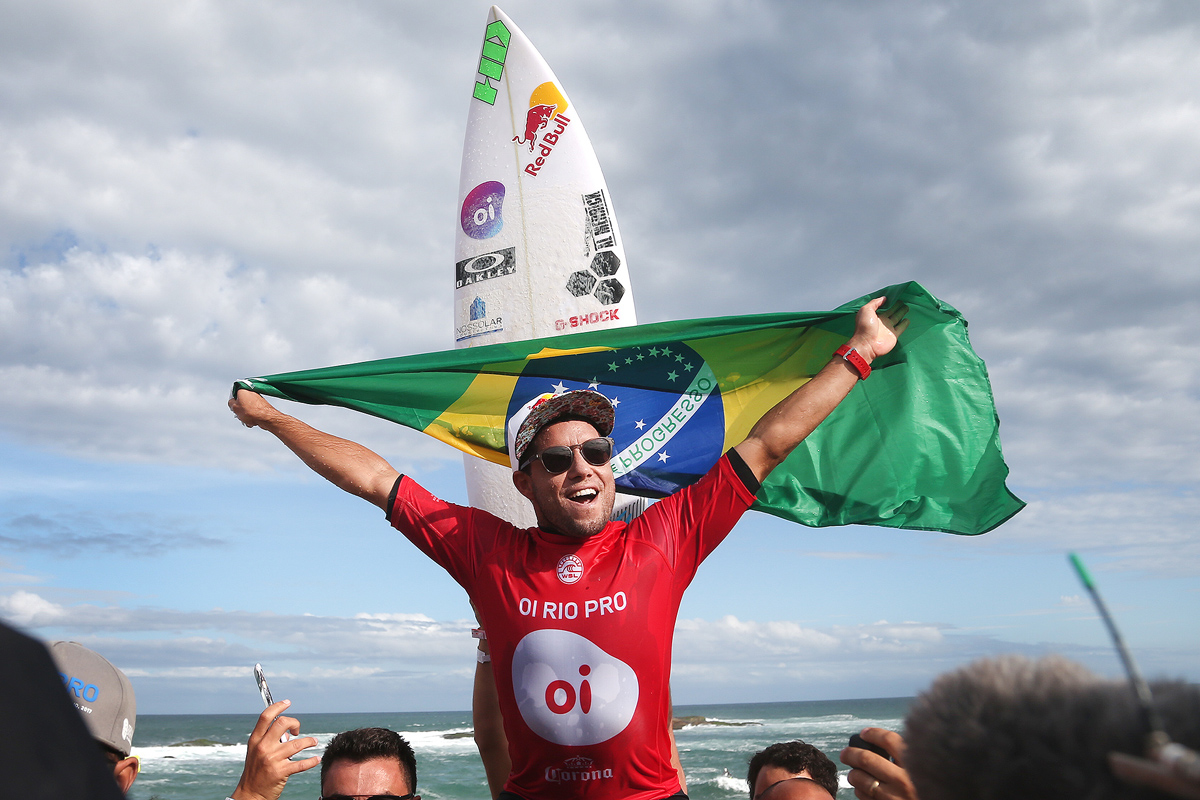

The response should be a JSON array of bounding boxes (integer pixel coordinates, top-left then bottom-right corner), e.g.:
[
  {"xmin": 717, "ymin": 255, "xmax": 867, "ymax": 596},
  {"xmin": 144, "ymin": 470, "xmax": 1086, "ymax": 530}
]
[
  {"xmin": 521, "ymin": 437, "xmax": 614, "ymax": 474},
  {"xmin": 319, "ymin": 795, "xmax": 418, "ymax": 800}
]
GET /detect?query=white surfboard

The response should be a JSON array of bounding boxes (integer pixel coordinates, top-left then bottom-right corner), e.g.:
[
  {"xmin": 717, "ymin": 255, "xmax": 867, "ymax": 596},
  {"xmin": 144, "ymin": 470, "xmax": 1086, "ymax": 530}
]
[{"xmin": 455, "ymin": 6, "xmax": 640, "ymax": 525}]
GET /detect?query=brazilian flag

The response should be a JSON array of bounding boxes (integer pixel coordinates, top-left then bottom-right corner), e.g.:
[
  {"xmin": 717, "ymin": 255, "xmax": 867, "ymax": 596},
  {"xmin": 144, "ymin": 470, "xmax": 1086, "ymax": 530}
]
[{"xmin": 236, "ymin": 282, "xmax": 1024, "ymax": 535}]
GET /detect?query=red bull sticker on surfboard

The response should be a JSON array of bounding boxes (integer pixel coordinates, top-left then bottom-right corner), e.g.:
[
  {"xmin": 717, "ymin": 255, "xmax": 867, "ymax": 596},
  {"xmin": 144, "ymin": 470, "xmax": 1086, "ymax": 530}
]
[{"xmin": 517, "ymin": 82, "xmax": 571, "ymax": 177}]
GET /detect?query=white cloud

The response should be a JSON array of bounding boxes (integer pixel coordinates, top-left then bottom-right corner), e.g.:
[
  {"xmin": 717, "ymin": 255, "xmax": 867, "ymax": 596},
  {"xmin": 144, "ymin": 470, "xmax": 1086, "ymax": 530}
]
[
  {"xmin": 122, "ymin": 665, "xmax": 252, "ymax": 680},
  {"xmin": 673, "ymin": 615, "xmax": 953, "ymax": 666},
  {"xmin": 0, "ymin": 590, "xmax": 474, "ymax": 664},
  {"xmin": 0, "ymin": 247, "xmax": 453, "ymax": 468},
  {"xmin": 986, "ymin": 488, "xmax": 1200, "ymax": 575},
  {"xmin": 0, "ymin": 561, "xmax": 44, "ymax": 585},
  {"xmin": 0, "ymin": 589, "xmax": 66, "ymax": 626}
]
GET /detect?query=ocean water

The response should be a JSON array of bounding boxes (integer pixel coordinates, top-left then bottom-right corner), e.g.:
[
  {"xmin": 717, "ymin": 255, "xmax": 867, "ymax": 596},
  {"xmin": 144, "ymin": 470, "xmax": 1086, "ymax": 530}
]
[{"xmin": 127, "ymin": 698, "xmax": 910, "ymax": 800}]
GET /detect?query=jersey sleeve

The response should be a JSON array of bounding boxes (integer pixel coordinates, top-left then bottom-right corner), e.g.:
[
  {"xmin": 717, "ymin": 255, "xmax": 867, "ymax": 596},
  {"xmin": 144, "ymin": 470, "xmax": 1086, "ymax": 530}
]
[
  {"xmin": 387, "ymin": 475, "xmax": 504, "ymax": 591},
  {"xmin": 634, "ymin": 452, "xmax": 757, "ymax": 587}
]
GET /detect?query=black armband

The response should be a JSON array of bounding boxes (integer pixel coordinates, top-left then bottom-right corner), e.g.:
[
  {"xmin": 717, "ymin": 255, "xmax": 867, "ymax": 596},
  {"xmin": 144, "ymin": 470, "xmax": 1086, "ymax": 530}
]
[
  {"xmin": 384, "ymin": 475, "xmax": 404, "ymax": 519},
  {"xmin": 725, "ymin": 448, "xmax": 761, "ymax": 495}
]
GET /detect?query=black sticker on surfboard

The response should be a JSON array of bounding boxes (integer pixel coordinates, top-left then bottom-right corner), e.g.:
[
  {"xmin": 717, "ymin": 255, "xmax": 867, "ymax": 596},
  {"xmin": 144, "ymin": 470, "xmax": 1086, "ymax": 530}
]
[
  {"xmin": 567, "ymin": 271, "xmax": 597, "ymax": 297},
  {"xmin": 582, "ymin": 189, "xmax": 618, "ymax": 254},
  {"xmin": 456, "ymin": 247, "xmax": 517, "ymax": 288}
]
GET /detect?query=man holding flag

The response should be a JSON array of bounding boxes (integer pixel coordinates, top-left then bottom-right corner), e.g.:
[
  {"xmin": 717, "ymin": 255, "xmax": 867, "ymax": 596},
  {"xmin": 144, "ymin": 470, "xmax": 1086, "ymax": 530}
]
[{"xmin": 230, "ymin": 297, "xmax": 905, "ymax": 800}]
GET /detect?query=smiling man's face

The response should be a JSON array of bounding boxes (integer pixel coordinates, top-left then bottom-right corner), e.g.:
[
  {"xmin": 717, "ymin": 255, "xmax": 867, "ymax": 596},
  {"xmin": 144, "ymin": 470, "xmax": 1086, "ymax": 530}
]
[{"xmin": 513, "ymin": 419, "xmax": 616, "ymax": 538}]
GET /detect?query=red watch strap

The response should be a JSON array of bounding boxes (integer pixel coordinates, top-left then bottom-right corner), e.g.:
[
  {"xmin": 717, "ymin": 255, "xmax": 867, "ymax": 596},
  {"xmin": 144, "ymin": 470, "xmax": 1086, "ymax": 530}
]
[{"xmin": 835, "ymin": 344, "xmax": 871, "ymax": 379}]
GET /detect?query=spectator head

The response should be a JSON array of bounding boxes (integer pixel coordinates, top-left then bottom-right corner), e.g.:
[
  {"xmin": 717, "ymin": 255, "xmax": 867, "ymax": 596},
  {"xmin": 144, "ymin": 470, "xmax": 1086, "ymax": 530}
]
[
  {"xmin": 320, "ymin": 727, "xmax": 418, "ymax": 799},
  {"xmin": 48, "ymin": 641, "xmax": 138, "ymax": 793},
  {"xmin": 904, "ymin": 655, "xmax": 1200, "ymax": 800},
  {"xmin": 748, "ymin": 740, "xmax": 839, "ymax": 799}
]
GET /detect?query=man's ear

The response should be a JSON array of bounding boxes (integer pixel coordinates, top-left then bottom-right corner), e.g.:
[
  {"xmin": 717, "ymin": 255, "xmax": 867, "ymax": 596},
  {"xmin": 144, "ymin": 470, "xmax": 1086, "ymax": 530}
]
[
  {"xmin": 512, "ymin": 469, "xmax": 534, "ymax": 501},
  {"xmin": 113, "ymin": 755, "xmax": 139, "ymax": 792}
]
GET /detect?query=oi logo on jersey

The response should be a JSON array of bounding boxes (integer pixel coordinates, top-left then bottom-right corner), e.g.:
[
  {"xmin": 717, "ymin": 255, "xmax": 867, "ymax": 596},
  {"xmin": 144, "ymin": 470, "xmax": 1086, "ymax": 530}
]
[{"xmin": 512, "ymin": 629, "xmax": 638, "ymax": 746}]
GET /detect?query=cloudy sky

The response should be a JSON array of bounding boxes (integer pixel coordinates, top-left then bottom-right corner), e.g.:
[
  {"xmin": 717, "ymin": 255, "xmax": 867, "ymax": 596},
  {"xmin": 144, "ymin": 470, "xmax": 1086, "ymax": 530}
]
[{"xmin": 3, "ymin": 0, "xmax": 1198, "ymax": 715}]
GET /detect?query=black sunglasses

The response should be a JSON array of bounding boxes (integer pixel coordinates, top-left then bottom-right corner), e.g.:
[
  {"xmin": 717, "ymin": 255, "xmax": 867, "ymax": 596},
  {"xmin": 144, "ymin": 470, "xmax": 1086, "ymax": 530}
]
[
  {"xmin": 521, "ymin": 436, "xmax": 614, "ymax": 474},
  {"xmin": 319, "ymin": 795, "xmax": 418, "ymax": 800}
]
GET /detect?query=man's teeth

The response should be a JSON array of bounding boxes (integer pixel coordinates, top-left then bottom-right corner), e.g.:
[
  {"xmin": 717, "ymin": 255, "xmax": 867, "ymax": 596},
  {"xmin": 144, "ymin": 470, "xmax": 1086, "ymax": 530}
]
[{"xmin": 571, "ymin": 489, "xmax": 598, "ymax": 501}]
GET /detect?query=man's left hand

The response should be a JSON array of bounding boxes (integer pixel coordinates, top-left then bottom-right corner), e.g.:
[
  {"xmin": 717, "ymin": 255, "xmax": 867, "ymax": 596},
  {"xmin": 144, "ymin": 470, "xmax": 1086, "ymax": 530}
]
[
  {"xmin": 231, "ymin": 700, "xmax": 320, "ymax": 800},
  {"xmin": 845, "ymin": 297, "xmax": 910, "ymax": 364}
]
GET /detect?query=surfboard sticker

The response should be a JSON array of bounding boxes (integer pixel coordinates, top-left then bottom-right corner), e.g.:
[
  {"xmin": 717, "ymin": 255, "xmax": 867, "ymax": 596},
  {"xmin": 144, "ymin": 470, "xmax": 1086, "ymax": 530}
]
[{"xmin": 455, "ymin": 6, "xmax": 642, "ymax": 524}]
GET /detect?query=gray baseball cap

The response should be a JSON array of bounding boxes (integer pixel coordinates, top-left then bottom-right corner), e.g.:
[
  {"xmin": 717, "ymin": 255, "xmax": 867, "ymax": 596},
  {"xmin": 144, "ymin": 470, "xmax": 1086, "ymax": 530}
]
[{"xmin": 49, "ymin": 641, "xmax": 137, "ymax": 757}]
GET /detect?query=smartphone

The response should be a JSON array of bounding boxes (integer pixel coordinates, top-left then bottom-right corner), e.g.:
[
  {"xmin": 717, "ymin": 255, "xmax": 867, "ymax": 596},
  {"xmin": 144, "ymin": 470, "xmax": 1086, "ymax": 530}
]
[
  {"xmin": 848, "ymin": 733, "xmax": 891, "ymax": 761},
  {"xmin": 254, "ymin": 663, "xmax": 274, "ymax": 707},
  {"xmin": 253, "ymin": 663, "xmax": 291, "ymax": 742}
]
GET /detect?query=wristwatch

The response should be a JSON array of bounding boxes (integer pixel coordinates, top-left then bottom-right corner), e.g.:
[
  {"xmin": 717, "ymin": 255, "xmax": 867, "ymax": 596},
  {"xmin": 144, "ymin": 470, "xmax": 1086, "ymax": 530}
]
[{"xmin": 834, "ymin": 344, "xmax": 871, "ymax": 380}]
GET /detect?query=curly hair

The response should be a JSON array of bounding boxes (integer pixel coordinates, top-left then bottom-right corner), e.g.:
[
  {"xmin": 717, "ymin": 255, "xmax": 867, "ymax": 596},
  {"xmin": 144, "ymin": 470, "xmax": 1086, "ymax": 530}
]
[
  {"xmin": 320, "ymin": 727, "xmax": 417, "ymax": 795},
  {"xmin": 904, "ymin": 655, "xmax": 1200, "ymax": 800},
  {"xmin": 747, "ymin": 740, "xmax": 838, "ymax": 799}
]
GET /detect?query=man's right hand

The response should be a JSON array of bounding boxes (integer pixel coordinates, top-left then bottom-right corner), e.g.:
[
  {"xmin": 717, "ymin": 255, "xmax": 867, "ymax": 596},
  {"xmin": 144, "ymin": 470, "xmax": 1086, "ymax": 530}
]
[
  {"xmin": 231, "ymin": 700, "xmax": 320, "ymax": 800},
  {"xmin": 840, "ymin": 727, "xmax": 918, "ymax": 800},
  {"xmin": 227, "ymin": 385, "xmax": 399, "ymax": 510}
]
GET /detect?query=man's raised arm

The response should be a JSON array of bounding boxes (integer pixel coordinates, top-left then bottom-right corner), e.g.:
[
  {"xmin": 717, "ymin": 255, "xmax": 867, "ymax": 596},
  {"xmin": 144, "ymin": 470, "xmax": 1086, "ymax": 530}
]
[
  {"xmin": 229, "ymin": 389, "xmax": 400, "ymax": 511},
  {"xmin": 733, "ymin": 297, "xmax": 909, "ymax": 484}
]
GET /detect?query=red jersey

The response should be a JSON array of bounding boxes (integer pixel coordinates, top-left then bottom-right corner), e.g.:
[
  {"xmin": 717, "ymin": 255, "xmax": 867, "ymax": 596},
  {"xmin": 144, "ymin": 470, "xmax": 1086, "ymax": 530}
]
[{"xmin": 389, "ymin": 454, "xmax": 755, "ymax": 800}]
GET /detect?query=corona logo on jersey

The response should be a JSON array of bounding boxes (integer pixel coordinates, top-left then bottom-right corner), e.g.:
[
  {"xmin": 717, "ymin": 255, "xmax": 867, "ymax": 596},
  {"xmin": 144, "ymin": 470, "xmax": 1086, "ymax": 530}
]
[
  {"xmin": 546, "ymin": 755, "xmax": 614, "ymax": 785},
  {"xmin": 512, "ymin": 629, "xmax": 638, "ymax": 746},
  {"xmin": 516, "ymin": 82, "xmax": 571, "ymax": 178},
  {"xmin": 507, "ymin": 341, "xmax": 725, "ymax": 496}
]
